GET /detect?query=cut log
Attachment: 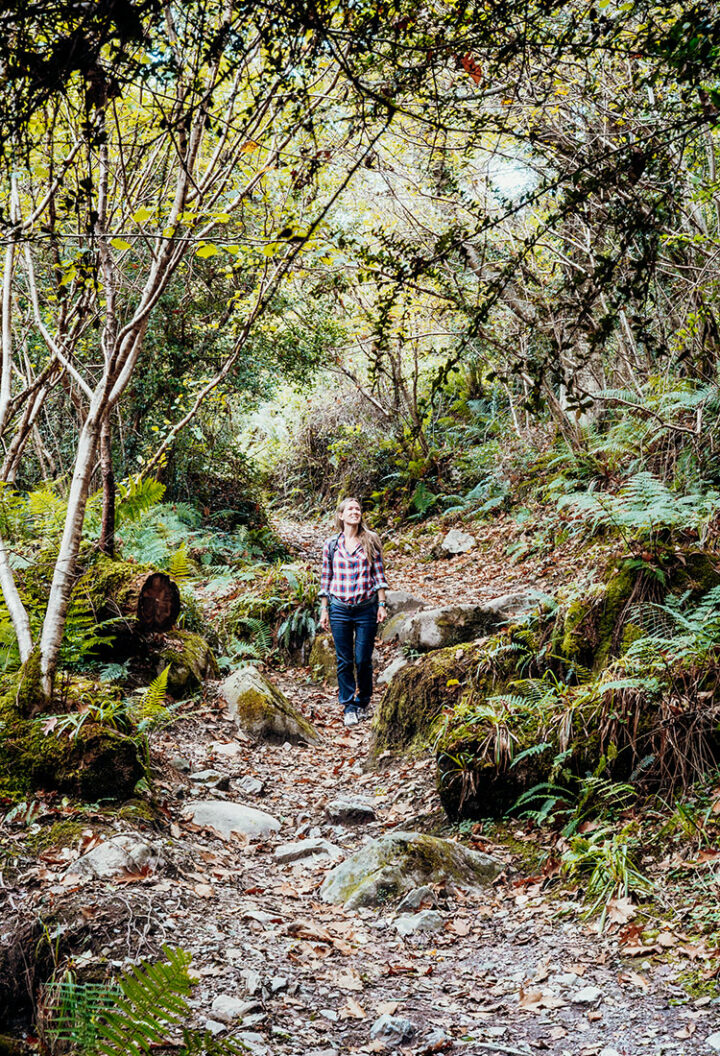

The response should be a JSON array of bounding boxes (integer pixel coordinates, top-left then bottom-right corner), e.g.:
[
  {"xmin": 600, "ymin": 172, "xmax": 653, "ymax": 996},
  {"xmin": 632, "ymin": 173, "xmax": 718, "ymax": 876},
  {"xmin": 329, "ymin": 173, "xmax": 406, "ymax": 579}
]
[
  {"xmin": 88, "ymin": 559, "xmax": 182, "ymax": 633},
  {"xmin": 135, "ymin": 572, "xmax": 181, "ymax": 631}
]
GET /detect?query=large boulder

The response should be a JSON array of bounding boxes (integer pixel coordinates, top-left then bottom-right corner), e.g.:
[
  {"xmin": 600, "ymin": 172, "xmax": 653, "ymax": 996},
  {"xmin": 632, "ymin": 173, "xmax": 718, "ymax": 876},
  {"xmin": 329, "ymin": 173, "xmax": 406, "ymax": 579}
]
[
  {"xmin": 373, "ymin": 639, "xmax": 487, "ymax": 754},
  {"xmin": 221, "ymin": 666, "xmax": 321, "ymax": 744},
  {"xmin": 320, "ymin": 830, "xmax": 503, "ymax": 908},
  {"xmin": 383, "ymin": 590, "xmax": 547, "ymax": 652}
]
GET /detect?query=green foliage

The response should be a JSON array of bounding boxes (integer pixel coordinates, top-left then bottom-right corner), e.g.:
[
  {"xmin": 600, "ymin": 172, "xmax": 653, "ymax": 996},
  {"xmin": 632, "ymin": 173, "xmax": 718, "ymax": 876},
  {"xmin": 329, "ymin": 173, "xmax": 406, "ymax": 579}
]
[
  {"xmin": 41, "ymin": 946, "xmax": 248, "ymax": 1056},
  {"xmin": 560, "ymin": 824, "xmax": 652, "ymax": 928},
  {"xmin": 558, "ymin": 472, "xmax": 720, "ymax": 549}
]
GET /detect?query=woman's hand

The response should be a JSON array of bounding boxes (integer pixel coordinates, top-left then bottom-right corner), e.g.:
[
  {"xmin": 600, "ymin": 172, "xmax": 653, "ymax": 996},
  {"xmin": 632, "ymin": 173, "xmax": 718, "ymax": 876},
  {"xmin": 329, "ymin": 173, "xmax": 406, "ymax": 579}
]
[
  {"xmin": 320, "ymin": 607, "xmax": 330, "ymax": 631},
  {"xmin": 377, "ymin": 605, "xmax": 387, "ymax": 624}
]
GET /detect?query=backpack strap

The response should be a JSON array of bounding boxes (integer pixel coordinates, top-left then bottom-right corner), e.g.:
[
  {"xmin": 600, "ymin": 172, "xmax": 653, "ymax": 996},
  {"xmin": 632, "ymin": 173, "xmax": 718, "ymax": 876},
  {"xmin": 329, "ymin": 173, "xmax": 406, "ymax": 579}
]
[{"xmin": 327, "ymin": 532, "xmax": 342, "ymax": 568}]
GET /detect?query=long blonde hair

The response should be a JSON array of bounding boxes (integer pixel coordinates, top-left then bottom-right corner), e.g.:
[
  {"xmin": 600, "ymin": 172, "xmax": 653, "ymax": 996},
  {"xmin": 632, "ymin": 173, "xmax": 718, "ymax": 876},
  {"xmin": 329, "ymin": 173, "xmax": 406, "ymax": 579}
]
[{"xmin": 334, "ymin": 496, "xmax": 382, "ymax": 565}]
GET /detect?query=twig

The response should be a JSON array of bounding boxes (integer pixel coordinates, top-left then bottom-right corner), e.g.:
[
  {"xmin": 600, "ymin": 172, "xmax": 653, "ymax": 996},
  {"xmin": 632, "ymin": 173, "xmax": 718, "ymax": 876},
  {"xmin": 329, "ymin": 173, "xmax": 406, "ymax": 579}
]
[{"xmin": 469, "ymin": 1044, "xmax": 534, "ymax": 1056}]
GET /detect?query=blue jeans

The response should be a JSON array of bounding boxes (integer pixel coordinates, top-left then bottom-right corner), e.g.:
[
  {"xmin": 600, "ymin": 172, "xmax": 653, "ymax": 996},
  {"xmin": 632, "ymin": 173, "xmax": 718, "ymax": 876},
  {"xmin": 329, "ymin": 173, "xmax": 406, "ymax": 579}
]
[{"xmin": 328, "ymin": 595, "xmax": 378, "ymax": 709}]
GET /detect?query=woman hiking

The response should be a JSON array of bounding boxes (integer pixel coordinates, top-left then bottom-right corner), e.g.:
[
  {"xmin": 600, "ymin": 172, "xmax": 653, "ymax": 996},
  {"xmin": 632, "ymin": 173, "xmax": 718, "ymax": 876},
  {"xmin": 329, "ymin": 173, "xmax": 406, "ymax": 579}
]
[{"xmin": 319, "ymin": 497, "xmax": 389, "ymax": 726}]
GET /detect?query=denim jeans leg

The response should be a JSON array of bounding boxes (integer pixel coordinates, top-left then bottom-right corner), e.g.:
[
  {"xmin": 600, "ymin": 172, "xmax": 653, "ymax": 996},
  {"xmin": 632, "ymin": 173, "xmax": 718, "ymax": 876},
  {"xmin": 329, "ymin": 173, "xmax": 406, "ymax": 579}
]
[
  {"xmin": 354, "ymin": 602, "xmax": 378, "ymax": 706},
  {"xmin": 329, "ymin": 601, "xmax": 357, "ymax": 707}
]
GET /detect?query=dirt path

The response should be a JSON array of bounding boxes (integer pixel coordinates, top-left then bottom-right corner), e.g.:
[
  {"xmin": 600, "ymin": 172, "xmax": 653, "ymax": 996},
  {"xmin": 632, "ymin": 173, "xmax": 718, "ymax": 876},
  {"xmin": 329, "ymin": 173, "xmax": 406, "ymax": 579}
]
[{"xmin": 3, "ymin": 521, "xmax": 717, "ymax": 1055}]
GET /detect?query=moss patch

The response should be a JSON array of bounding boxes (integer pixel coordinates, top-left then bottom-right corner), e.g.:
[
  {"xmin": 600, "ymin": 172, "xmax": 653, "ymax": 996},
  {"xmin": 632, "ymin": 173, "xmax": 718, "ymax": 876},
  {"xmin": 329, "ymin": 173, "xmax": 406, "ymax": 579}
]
[{"xmin": 157, "ymin": 630, "xmax": 219, "ymax": 696}]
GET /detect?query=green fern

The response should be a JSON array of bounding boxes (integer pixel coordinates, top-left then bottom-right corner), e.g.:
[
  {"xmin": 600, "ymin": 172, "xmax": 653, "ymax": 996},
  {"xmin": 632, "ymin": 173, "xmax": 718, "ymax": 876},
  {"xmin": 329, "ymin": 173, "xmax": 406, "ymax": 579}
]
[
  {"xmin": 115, "ymin": 477, "xmax": 167, "ymax": 526},
  {"xmin": 169, "ymin": 543, "xmax": 193, "ymax": 582},
  {"xmin": 130, "ymin": 666, "xmax": 172, "ymax": 730}
]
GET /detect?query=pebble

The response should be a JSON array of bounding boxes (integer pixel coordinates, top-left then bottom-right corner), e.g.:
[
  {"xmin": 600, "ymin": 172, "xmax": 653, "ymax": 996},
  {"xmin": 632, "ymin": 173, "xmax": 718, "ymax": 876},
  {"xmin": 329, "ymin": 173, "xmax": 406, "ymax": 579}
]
[
  {"xmin": 270, "ymin": 976, "xmax": 288, "ymax": 993},
  {"xmin": 319, "ymin": 1009, "xmax": 338, "ymax": 1022},
  {"xmin": 394, "ymin": 910, "xmax": 445, "ymax": 936},
  {"xmin": 274, "ymin": 837, "xmax": 343, "ymax": 864},
  {"xmin": 599, "ymin": 1048, "xmax": 622, "ymax": 1056},
  {"xmin": 190, "ymin": 768, "xmax": 230, "ymax": 790},
  {"xmin": 707, "ymin": 1033, "xmax": 720, "ymax": 1052},
  {"xmin": 326, "ymin": 795, "xmax": 377, "ymax": 823},
  {"xmin": 241, "ymin": 968, "xmax": 263, "ymax": 995},
  {"xmin": 204, "ymin": 1018, "xmax": 226, "ymax": 1035},
  {"xmin": 370, "ymin": 1014, "xmax": 416, "ymax": 1042},
  {"xmin": 236, "ymin": 775, "xmax": 265, "ymax": 795},
  {"xmin": 236, "ymin": 1032, "xmax": 270, "ymax": 1055},
  {"xmin": 169, "ymin": 754, "xmax": 191, "ymax": 772},
  {"xmin": 571, "ymin": 986, "xmax": 604, "ymax": 1004},
  {"xmin": 210, "ymin": 994, "xmax": 260, "ymax": 1024}
]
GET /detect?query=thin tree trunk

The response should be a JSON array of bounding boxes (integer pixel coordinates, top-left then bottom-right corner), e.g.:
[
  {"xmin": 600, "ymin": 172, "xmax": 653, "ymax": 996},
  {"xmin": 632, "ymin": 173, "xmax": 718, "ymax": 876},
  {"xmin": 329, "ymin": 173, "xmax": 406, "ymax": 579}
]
[{"xmin": 99, "ymin": 418, "xmax": 115, "ymax": 557}]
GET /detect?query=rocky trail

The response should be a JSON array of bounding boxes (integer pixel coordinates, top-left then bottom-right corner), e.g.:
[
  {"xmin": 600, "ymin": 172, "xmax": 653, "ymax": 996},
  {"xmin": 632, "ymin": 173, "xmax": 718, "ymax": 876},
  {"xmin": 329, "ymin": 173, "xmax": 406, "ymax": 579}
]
[{"xmin": 2, "ymin": 521, "xmax": 719, "ymax": 1056}]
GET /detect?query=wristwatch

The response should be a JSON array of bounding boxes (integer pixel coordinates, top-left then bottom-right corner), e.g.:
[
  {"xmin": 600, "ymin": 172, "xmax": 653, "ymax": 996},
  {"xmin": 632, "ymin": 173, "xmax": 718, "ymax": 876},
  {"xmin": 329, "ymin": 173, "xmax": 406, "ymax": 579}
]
[{"xmin": 378, "ymin": 601, "xmax": 387, "ymax": 608}]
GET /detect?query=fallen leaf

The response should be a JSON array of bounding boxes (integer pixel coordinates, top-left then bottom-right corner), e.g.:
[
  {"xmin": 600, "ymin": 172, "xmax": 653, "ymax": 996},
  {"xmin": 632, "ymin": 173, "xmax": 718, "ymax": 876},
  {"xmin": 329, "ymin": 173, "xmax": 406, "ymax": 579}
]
[
  {"xmin": 657, "ymin": 931, "xmax": 677, "ymax": 948},
  {"xmin": 674, "ymin": 1023, "xmax": 696, "ymax": 1039},
  {"xmin": 170, "ymin": 822, "xmax": 181, "ymax": 838},
  {"xmin": 606, "ymin": 896, "xmax": 636, "ymax": 924},
  {"xmin": 450, "ymin": 918, "xmax": 471, "ymax": 936},
  {"xmin": 193, "ymin": 882, "xmax": 215, "ymax": 898},
  {"xmin": 376, "ymin": 1001, "xmax": 399, "ymax": 1015},
  {"xmin": 340, "ymin": 997, "xmax": 366, "ymax": 1019},
  {"xmin": 335, "ymin": 970, "xmax": 363, "ymax": 991}
]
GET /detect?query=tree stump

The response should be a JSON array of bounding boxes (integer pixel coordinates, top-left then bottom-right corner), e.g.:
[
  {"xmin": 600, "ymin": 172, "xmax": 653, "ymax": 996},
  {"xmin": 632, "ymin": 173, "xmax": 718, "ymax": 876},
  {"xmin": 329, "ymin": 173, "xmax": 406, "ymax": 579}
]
[{"xmin": 92, "ymin": 561, "xmax": 181, "ymax": 632}]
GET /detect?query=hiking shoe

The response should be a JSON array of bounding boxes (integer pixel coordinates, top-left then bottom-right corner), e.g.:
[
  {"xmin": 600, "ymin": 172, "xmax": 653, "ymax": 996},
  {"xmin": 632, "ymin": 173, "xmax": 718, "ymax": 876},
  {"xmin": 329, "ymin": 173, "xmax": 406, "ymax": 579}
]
[
  {"xmin": 356, "ymin": 705, "xmax": 370, "ymax": 721},
  {"xmin": 343, "ymin": 707, "xmax": 359, "ymax": 727}
]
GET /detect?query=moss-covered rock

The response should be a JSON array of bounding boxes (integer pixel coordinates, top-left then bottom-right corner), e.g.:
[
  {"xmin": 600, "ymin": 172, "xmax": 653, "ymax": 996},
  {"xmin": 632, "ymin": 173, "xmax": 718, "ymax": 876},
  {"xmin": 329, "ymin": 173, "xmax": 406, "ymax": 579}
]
[
  {"xmin": 0, "ymin": 675, "xmax": 143, "ymax": 799},
  {"xmin": 372, "ymin": 639, "xmax": 488, "ymax": 755},
  {"xmin": 320, "ymin": 830, "xmax": 503, "ymax": 908},
  {"xmin": 309, "ymin": 633, "xmax": 337, "ymax": 685},
  {"xmin": 221, "ymin": 665, "xmax": 321, "ymax": 744},
  {"xmin": 156, "ymin": 630, "xmax": 218, "ymax": 695}
]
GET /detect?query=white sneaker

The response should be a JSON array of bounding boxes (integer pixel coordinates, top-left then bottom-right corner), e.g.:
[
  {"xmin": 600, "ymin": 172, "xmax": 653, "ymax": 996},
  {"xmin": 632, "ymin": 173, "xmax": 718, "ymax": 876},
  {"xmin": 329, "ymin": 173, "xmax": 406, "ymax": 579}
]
[{"xmin": 343, "ymin": 708, "xmax": 359, "ymax": 727}]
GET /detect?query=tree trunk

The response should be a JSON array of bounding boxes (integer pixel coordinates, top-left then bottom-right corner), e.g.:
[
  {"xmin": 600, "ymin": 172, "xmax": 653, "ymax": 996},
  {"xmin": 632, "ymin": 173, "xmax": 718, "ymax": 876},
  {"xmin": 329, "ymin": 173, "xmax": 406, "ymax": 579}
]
[{"xmin": 99, "ymin": 418, "xmax": 115, "ymax": 557}]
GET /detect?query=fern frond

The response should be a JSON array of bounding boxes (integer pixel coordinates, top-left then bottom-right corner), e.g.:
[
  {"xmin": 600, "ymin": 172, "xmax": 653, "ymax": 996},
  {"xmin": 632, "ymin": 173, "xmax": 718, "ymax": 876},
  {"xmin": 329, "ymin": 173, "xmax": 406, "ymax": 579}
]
[{"xmin": 169, "ymin": 544, "xmax": 193, "ymax": 583}]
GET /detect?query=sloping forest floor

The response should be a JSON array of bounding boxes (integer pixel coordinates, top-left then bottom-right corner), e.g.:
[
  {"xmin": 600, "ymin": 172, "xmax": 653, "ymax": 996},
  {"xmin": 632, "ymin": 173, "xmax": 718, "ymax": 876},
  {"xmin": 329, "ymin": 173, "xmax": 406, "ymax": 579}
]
[{"xmin": 2, "ymin": 518, "xmax": 720, "ymax": 1056}]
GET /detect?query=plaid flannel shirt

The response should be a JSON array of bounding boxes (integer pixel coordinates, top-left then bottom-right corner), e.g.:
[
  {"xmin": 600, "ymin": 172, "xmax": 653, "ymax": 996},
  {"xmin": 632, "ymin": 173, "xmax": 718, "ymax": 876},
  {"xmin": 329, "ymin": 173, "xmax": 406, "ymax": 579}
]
[{"xmin": 320, "ymin": 533, "xmax": 388, "ymax": 604}]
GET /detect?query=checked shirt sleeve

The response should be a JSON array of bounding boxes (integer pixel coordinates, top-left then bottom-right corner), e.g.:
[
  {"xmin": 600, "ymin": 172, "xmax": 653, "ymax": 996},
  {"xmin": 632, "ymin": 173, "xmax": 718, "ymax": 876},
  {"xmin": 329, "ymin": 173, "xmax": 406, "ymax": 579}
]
[
  {"xmin": 320, "ymin": 539, "xmax": 333, "ymax": 597},
  {"xmin": 370, "ymin": 547, "xmax": 389, "ymax": 592}
]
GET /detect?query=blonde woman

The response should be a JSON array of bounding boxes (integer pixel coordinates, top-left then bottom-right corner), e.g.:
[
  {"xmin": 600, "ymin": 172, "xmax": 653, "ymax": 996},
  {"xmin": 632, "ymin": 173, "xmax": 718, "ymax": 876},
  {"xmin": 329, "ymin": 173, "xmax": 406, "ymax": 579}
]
[{"xmin": 319, "ymin": 497, "xmax": 389, "ymax": 726}]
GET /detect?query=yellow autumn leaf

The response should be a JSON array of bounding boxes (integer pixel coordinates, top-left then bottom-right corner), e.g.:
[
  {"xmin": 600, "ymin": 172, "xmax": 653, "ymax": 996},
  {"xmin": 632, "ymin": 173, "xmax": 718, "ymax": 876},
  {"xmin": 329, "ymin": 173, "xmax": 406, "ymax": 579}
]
[
  {"xmin": 196, "ymin": 244, "xmax": 219, "ymax": 258},
  {"xmin": 132, "ymin": 206, "xmax": 153, "ymax": 223},
  {"xmin": 110, "ymin": 238, "xmax": 132, "ymax": 251}
]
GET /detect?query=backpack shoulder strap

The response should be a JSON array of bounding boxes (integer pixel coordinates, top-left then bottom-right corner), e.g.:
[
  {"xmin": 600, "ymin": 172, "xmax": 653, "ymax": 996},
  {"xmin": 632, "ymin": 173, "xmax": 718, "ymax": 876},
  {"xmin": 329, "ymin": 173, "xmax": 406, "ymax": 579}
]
[{"xmin": 328, "ymin": 533, "xmax": 341, "ymax": 565}]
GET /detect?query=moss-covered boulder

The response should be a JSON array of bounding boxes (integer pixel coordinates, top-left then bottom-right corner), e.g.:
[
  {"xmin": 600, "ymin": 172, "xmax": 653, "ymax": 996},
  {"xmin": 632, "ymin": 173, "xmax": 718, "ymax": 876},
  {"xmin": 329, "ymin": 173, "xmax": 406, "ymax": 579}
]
[
  {"xmin": 0, "ymin": 674, "xmax": 143, "ymax": 799},
  {"xmin": 372, "ymin": 640, "xmax": 489, "ymax": 755},
  {"xmin": 385, "ymin": 591, "xmax": 547, "ymax": 652},
  {"xmin": 309, "ymin": 633, "xmax": 337, "ymax": 685},
  {"xmin": 221, "ymin": 666, "xmax": 321, "ymax": 744},
  {"xmin": 156, "ymin": 630, "xmax": 218, "ymax": 695},
  {"xmin": 320, "ymin": 830, "xmax": 503, "ymax": 908}
]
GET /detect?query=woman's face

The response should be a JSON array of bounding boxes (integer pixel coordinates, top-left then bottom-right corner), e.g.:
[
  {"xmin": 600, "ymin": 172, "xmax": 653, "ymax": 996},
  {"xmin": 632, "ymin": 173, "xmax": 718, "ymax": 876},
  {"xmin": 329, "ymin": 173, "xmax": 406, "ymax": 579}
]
[{"xmin": 341, "ymin": 499, "xmax": 362, "ymax": 528}]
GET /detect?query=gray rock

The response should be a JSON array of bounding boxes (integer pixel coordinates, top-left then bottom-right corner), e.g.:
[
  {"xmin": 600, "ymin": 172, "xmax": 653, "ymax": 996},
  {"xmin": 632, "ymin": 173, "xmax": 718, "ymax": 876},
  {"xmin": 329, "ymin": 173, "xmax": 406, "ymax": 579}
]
[
  {"xmin": 571, "ymin": 986, "xmax": 604, "ymax": 1004},
  {"xmin": 274, "ymin": 837, "xmax": 343, "ymax": 864},
  {"xmin": 436, "ymin": 528, "xmax": 476, "ymax": 556},
  {"xmin": 319, "ymin": 1009, "xmax": 338, "ymax": 1022},
  {"xmin": 320, "ymin": 830, "xmax": 503, "ymax": 909},
  {"xmin": 370, "ymin": 1014, "xmax": 416, "ymax": 1042},
  {"xmin": 379, "ymin": 611, "xmax": 412, "ymax": 644},
  {"xmin": 383, "ymin": 590, "xmax": 547, "ymax": 651},
  {"xmin": 396, "ymin": 886, "xmax": 436, "ymax": 912},
  {"xmin": 377, "ymin": 657, "xmax": 409, "ymax": 686},
  {"xmin": 385, "ymin": 590, "xmax": 425, "ymax": 616},
  {"xmin": 169, "ymin": 754, "xmax": 191, "ymax": 772},
  {"xmin": 236, "ymin": 1032, "xmax": 270, "ymax": 1055},
  {"xmin": 190, "ymin": 768, "xmax": 230, "ymax": 790},
  {"xmin": 182, "ymin": 800, "xmax": 280, "ymax": 839},
  {"xmin": 204, "ymin": 1019, "xmax": 226, "ymax": 1036},
  {"xmin": 425, "ymin": 1029, "xmax": 450, "ymax": 1047},
  {"xmin": 325, "ymin": 796, "xmax": 377, "ymax": 824},
  {"xmin": 64, "ymin": 834, "xmax": 162, "ymax": 880},
  {"xmin": 241, "ymin": 968, "xmax": 262, "ymax": 995},
  {"xmin": 236, "ymin": 775, "xmax": 265, "ymax": 795},
  {"xmin": 270, "ymin": 976, "xmax": 288, "ymax": 993},
  {"xmin": 221, "ymin": 665, "xmax": 321, "ymax": 745},
  {"xmin": 211, "ymin": 994, "xmax": 260, "ymax": 1024},
  {"xmin": 394, "ymin": 910, "xmax": 445, "ymax": 936},
  {"xmin": 706, "ymin": 1034, "xmax": 720, "ymax": 1053}
]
